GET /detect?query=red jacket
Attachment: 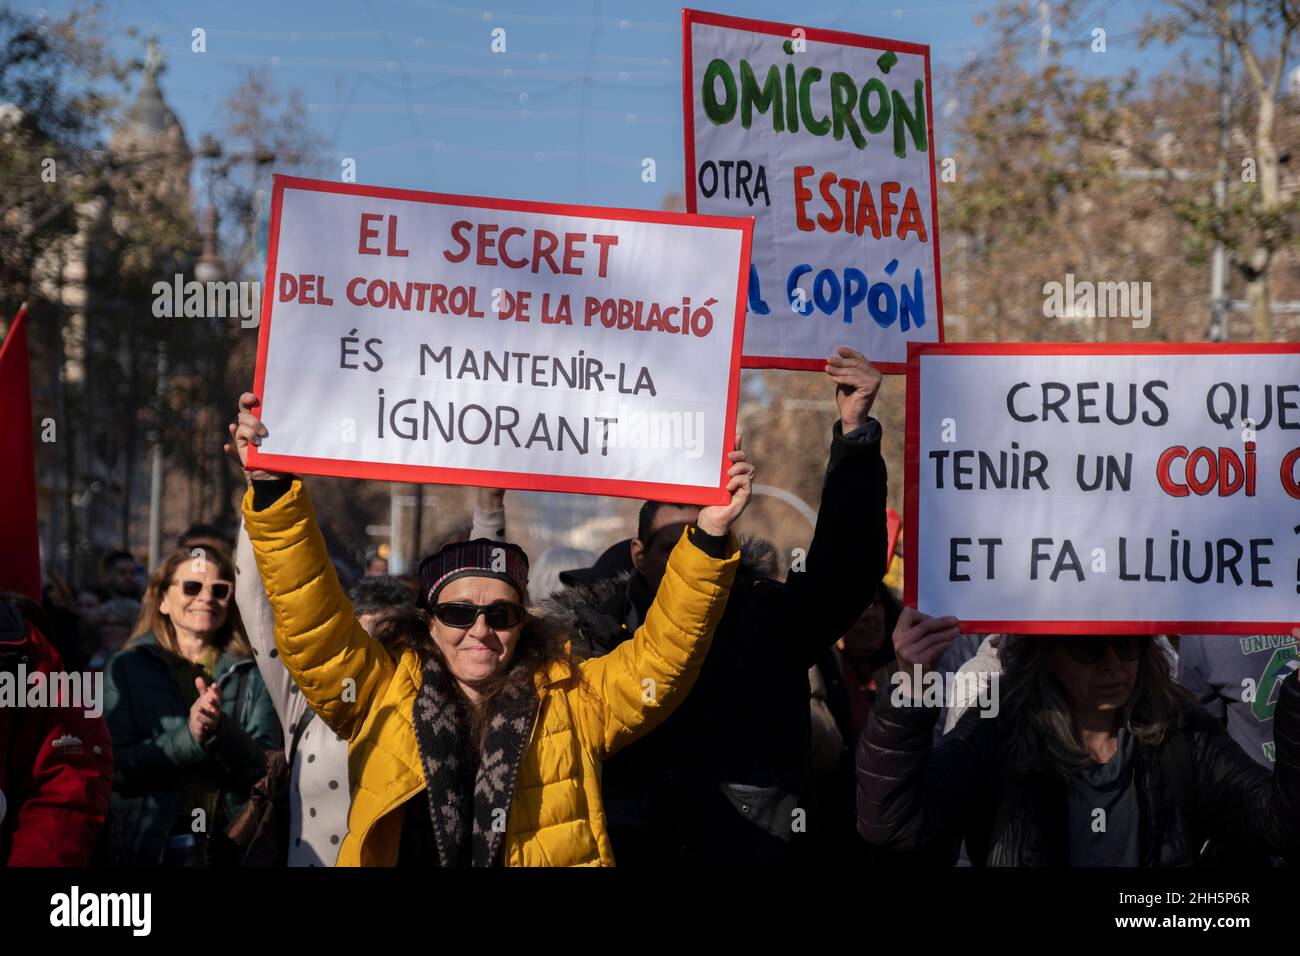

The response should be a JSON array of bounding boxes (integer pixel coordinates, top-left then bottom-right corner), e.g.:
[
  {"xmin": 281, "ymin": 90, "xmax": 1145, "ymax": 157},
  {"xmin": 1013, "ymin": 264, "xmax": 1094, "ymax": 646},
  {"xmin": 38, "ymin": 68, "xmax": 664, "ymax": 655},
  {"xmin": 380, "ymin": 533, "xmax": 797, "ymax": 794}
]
[{"xmin": 0, "ymin": 606, "xmax": 113, "ymax": 865}]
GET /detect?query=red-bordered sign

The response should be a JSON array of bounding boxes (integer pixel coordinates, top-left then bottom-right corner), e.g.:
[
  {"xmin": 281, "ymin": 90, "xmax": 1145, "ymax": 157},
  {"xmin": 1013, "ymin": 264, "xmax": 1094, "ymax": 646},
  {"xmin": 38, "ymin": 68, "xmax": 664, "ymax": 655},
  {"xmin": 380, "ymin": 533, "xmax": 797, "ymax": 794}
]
[
  {"xmin": 683, "ymin": 8, "xmax": 944, "ymax": 374},
  {"xmin": 905, "ymin": 341, "xmax": 1300, "ymax": 635},
  {"xmin": 248, "ymin": 175, "xmax": 753, "ymax": 506}
]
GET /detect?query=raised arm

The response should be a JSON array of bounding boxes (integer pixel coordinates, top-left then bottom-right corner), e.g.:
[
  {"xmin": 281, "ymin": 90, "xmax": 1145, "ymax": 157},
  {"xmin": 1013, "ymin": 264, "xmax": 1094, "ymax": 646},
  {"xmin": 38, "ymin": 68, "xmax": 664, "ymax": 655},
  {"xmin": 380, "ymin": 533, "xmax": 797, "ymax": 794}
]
[
  {"xmin": 235, "ymin": 520, "xmax": 309, "ymax": 742},
  {"xmin": 762, "ymin": 347, "xmax": 889, "ymax": 670},
  {"xmin": 856, "ymin": 609, "xmax": 980, "ymax": 858},
  {"xmin": 577, "ymin": 526, "xmax": 738, "ymax": 757},
  {"xmin": 229, "ymin": 392, "xmax": 395, "ymax": 743},
  {"xmin": 471, "ymin": 488, "xmax": 507, "ymax": 542},
  {"xmin": 574, "ymin": 436, "xmax": 750, "ymax": 757}
]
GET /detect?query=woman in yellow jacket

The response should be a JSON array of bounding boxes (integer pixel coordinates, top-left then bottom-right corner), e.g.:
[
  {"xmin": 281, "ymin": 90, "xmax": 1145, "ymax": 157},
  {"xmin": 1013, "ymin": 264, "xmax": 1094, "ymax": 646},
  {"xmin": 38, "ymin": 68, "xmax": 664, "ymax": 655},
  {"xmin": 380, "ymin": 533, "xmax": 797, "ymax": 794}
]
[{"xmin": 228, "ymin": 393, "xmax": 751, "ymax": 866}]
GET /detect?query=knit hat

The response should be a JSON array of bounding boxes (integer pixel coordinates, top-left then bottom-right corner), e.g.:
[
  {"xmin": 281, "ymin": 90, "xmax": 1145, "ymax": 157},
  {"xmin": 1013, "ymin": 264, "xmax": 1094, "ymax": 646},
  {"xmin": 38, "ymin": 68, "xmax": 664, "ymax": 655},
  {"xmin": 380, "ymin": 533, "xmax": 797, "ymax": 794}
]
[{"xmin": 417, "ymin": 538, "xmax": 530, "ymax": 608}]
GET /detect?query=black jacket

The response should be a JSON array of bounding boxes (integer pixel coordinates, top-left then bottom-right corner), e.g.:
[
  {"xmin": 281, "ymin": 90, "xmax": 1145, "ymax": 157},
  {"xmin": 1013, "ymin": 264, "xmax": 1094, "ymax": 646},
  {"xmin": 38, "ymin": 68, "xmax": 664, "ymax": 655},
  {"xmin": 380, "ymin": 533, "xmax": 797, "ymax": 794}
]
[
  {"xmin": 547, "ymin": 420, "xmax": 888, "ymax": 864},
  {"xmin": 856, "ymin": 667, "xmax": 1300, "ymax": 866}
]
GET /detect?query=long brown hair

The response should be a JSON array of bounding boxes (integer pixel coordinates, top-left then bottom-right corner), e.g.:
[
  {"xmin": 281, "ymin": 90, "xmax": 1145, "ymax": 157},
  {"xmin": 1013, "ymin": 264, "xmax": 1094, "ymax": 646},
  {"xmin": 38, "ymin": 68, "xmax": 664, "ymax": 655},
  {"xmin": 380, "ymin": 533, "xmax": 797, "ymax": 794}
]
[
  {"xmin": 998, "ymin": 635, "xmax": 1193, "ymax": 775},
  {"xmin": 129, "ymin": 545, "xmax": 252, "ymax": 659}
]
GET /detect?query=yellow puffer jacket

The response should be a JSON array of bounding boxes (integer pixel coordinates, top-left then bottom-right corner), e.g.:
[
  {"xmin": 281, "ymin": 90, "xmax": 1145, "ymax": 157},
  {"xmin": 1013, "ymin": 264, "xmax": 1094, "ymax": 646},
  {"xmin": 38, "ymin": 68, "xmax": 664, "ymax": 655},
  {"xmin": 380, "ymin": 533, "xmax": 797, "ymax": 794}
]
[{"xmin": 242, "ymin": 481, "xmax": 737, "ymax": 866}]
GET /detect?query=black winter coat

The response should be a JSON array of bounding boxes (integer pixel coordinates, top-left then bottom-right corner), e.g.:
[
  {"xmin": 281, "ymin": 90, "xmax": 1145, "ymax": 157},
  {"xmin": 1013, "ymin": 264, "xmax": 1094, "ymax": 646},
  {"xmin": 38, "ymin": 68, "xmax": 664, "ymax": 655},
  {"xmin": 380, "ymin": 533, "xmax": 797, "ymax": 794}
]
[
  {"xmin": 547, "ymin": 420, "xmax": 889, "ymax": 865},
  {"xmin": 856, "ymin": 668, "xmax": 1300, "ymax": 866}
]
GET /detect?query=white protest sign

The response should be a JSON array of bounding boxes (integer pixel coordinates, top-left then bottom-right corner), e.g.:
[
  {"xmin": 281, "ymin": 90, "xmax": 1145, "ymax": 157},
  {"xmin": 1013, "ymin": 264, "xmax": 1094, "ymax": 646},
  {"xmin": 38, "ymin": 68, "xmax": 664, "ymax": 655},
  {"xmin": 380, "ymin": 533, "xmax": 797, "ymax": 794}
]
[
  {"xmin": 249, "ymin": 176, "xmax": 752, "ymax": 504},
  {"xmin": 905, "ymin": 343, "xmax": 1300, "ymax": 634},
  {"xmin": 683, "ymin": 9, "xmax": 942, "ymax": 372}
]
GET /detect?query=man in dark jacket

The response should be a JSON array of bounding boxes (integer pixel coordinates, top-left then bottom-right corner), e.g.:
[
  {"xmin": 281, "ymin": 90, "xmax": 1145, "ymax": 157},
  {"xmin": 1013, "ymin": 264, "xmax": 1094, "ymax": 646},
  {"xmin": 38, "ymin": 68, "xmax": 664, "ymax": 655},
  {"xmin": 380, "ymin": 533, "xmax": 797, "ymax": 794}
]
[
  {"xmin": 0, "ymin": 598, "xmax": 113, "ymax": 866},
  {"xmin": 550, "ymin": 346, "xmax": 888, "ymax": 864}
]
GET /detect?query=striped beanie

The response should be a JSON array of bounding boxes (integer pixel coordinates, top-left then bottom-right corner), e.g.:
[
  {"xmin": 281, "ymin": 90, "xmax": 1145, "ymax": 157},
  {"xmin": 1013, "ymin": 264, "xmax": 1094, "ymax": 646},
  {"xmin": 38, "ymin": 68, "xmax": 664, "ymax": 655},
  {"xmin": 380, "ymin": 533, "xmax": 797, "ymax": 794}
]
[{"xmin": 417, "ymin": 538, "xmax": 530, "ymax": 608}]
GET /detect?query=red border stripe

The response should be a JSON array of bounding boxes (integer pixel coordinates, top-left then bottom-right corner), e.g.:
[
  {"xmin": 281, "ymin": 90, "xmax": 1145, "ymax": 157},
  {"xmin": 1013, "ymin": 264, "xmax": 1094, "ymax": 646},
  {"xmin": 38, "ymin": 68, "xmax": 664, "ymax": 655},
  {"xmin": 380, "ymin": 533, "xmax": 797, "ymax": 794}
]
[
  {"xmin": 246, "ymin": 175, "xmax": 753, "ymax": 506},
  {"xmin": 682, "ymin": 8, "xmax": 943, "ymax": 373},
  {"xmin": 904, "ymin": 341, "xmax": 1300, "ymax": 634}
]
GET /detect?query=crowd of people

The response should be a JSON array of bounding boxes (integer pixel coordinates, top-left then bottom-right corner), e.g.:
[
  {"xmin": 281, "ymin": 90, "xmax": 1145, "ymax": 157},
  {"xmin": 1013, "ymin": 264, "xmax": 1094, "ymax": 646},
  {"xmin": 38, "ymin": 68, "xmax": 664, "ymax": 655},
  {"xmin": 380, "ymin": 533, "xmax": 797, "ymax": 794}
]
[{"xmin": 2, "ymin": 345, "xmax": 1297, "ymax": 868}]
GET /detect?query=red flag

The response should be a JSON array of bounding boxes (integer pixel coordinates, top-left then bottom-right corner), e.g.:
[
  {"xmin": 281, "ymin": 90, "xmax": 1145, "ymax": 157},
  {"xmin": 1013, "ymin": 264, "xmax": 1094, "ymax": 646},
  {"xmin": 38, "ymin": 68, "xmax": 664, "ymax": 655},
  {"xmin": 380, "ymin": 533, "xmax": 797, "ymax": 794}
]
[
  {"xmin": 885, "ymin": 507, "xmax": 902, "ymax": 573},
  {"xmin": 0, "ymin": 304, "xmax": 42, "ymax": 600}
]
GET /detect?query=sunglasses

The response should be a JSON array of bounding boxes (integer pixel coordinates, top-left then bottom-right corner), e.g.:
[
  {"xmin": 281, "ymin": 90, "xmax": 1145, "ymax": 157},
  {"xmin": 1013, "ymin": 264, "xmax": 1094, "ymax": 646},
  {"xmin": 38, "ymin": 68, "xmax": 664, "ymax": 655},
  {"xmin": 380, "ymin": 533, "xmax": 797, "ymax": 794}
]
[
  {"xmin": 1064, "ymin": 635, "xmax": 1149, "ymax": 665},
  {"xmin": 173, "ymin": 579, "xmax": 232, "ymax": 601},
  {"xmin": 431, "ymin": 601, "xmax": 526, "ymax": 630}
]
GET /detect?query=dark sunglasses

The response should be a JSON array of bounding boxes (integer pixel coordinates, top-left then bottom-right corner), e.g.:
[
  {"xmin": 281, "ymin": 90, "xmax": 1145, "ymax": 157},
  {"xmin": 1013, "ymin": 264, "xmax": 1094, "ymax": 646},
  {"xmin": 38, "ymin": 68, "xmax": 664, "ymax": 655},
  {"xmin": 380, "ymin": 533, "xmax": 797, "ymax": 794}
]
[
  {"xmin": 173, "ymin": 579, "xmax": 232, "ymax": 601},
  {"xmin": 432, "ymin": 601, "xmax": 525, "ymax": 630},
  {"xmin": 1064, "ymin": 635, "xmax": 1149, "ymax": 665}
]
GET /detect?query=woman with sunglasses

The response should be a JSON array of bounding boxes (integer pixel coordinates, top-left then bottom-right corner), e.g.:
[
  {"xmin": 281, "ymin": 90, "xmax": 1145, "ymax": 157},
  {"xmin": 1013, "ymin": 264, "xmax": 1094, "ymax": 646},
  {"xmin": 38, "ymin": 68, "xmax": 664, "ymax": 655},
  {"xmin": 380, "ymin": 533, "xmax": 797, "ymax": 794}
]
[
  {"xmin": 101, "ymin": 544, "xmax": 282, "ymax": 864},
  {"xmin": 229, "ymin": 391, "xmax": 750, "ymax": 866},
  {"xmin": 855, "ymin": 609, "xmax": 1300, "ymax": 866}
]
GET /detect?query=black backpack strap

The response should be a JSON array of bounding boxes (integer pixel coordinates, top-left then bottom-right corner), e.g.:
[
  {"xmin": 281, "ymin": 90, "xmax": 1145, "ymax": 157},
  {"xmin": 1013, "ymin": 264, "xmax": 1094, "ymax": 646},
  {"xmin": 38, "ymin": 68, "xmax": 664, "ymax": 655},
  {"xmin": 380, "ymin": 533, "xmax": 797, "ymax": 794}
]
[
  {"xmin": 287, "ymin": 711, "xmax": 314, "ymax": 766},
  {"xmin": 230, "ymin": 665, "xmax": 251, "ymax": 731}
]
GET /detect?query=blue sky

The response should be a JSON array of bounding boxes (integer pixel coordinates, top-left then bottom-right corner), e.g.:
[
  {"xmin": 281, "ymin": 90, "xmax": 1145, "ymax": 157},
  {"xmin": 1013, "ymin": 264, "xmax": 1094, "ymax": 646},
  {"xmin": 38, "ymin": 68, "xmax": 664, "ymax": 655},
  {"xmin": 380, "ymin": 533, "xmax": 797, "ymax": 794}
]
[{"xmin": 26, "ymin": 0, "xmax": 1177, "ymax": 219}]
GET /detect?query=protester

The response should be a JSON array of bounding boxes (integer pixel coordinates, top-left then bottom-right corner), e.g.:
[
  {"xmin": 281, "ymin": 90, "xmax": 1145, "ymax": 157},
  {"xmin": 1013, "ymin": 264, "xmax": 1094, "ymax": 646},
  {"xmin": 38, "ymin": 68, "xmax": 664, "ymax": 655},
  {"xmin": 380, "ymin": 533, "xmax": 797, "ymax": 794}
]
[
  {"xmin": 76, "ymin": 586, "xmax": 107, "ymax": 627},
  {"xmin": 800, "ymin": 582, "xmax": 902, "ymax": 866},
  {"xmin": 543, "ymin": 346, "xmax": 888, "ymax": 864},
  {"xmin": 0, "ymin": 597, "xmax": 114, "ymax": 866},
  {"xmin": 1178, "ymin": 633, "xmax": 1297, "ymax": 769},
  {"xmin": 88, "ymin": 597, "xmax": 141, "ymax": 670},
  {"xmin": 527, "ymin": 546, "xmax": 596, "ymax": 607},
  {"xmin": 178, "ymin": 522, "xmax": 232, "ymax": 556},
  {"xmin": 814, "ymin": 582, "xmax": 903, "ymax": 749},
  {"xmin": 102, "ymin": 544, "xmax": 281, "ymax": 865},
  {"xmin": 348, "ymin": 575, "xmax": 415, "ymax": 630},
  {"xmin": 42, "ymin": 577, "xmax": 75, "ymax": 612},
  {"xmin": 234, "ymin": 525, "xmax": 387, "ymax": 866},
  {"xmin": 13, "ymin": 588, "xmax": 90, "ymax": 674},
  {"xmin": 558, "ymin": 538, "xmax": 635, "ymax": 587},
  {"xmin": 102, "ymin": 550, "xmax": 142, "ymax": 599},
  {"xmin": 230, "ymin": 391, "xmax": 751, "ymax": 866},
  {"xmin": 741, "ymin": 537, "xmax": 780, "ymax": 582},
  {"xmin": 857, "ymin": 613, "xmax": 1300, "ymax": 865}
]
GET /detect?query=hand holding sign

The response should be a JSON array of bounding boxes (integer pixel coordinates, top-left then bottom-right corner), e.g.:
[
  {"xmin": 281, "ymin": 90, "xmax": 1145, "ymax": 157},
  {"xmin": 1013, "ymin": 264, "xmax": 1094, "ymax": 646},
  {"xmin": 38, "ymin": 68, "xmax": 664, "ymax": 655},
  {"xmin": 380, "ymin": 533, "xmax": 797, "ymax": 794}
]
[
  {"xmin": 697, "ymin": 434, "xmax": 753, "ymax": 536},
  {"xmin": 826, "ymin": 346, "xmax": 882, "ymax": 431},
  {"xmin": 250, "ymin": 177, "xmax": 751, "ymax": 505},
  {"xmin": 893, "ymin": 608, "xmax": 961, "ymax": 673},
  {"xmin": 891, "ymin": 607, "xmax": 960, "ymax": 701},
  {"xmin": 226, "ymin": 392, "xmax": 286, "ymax": 482}
]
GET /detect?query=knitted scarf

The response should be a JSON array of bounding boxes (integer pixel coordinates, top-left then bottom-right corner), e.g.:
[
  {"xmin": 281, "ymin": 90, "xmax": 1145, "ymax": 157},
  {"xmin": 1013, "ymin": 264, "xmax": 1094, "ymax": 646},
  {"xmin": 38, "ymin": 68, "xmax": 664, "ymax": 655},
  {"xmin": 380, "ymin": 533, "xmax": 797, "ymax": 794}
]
[{"xmin": 411, "ymin": 652, "xmax": 539, "ymax": 867}]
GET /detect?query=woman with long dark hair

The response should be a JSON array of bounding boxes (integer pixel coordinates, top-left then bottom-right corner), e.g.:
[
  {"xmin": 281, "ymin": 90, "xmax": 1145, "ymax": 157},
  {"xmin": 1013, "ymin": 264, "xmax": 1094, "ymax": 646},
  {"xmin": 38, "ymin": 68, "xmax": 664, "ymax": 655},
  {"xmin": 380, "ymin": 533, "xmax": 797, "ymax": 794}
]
[
  {"xmin": 102, "ymin": 545, "xmax": 281, "ymax": 864},
  {"xmin": 856, "ymin": 610, "xmax": 1300, "ymax": 866},
  {"xmin": 229, "ymin": 391, "xmax": 752, "ymax": 866}
]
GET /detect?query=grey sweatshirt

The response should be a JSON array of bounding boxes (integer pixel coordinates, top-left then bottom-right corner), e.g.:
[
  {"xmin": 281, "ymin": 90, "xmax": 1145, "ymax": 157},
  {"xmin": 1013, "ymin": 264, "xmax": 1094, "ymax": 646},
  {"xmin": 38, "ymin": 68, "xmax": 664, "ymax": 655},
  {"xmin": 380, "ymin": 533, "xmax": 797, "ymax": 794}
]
[{"xmin": 1177, "ymin": 633, "xmax": 1299, "ymax": 768}]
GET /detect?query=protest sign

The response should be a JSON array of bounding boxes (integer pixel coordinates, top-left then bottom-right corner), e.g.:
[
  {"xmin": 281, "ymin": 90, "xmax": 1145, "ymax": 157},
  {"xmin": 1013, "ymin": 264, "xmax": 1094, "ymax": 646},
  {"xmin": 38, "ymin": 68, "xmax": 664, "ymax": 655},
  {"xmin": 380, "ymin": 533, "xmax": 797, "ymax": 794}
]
[
  {"xmin": 248, "ymin": 176, "xmax": 752, "ymax": 505},
  {"xmin": 683, "ymin": 8, "xmax": 942, "ymax": 373},
  {"xmin": 905, "ymin": 343, "xmax": 1300, "ymax": 634}
]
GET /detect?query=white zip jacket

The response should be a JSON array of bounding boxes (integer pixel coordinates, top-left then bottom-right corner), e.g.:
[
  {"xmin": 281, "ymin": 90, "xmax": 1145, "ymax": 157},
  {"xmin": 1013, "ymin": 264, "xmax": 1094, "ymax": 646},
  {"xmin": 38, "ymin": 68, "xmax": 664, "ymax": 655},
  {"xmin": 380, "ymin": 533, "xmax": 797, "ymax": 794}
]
[{"xmin": 236, "ymin": 522, "xmax": 351, "ymax": 866}]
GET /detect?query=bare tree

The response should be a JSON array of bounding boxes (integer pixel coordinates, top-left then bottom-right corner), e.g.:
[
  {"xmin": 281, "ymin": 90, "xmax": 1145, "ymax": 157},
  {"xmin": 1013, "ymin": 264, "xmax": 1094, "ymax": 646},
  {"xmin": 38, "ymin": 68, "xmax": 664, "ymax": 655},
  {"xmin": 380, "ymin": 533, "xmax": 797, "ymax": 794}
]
[{"xmin": 1147, "ymin": 0, "xmax": 1299, "ymax": 339}]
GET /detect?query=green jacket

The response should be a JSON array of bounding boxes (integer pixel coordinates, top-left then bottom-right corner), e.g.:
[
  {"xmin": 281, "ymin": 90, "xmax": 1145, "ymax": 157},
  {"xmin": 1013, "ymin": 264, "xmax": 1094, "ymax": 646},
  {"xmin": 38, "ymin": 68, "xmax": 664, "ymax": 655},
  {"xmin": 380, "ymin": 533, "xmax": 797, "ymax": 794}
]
[{"xmin": 102, "ymin": 632, "xmax": 282, "ymax": 864}]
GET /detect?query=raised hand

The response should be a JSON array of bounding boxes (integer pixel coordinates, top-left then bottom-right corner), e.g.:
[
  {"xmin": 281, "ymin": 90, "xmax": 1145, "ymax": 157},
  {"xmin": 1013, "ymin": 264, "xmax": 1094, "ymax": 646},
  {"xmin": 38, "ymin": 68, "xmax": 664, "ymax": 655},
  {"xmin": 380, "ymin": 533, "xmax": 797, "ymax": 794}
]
[
  {"xmin": 223, "ymin": 392, "xmax": 285, "ymax": 481},
  {"xmin": 893, "ymin": 607, "xmax": 961, "ymax": 675},
  {"xmin": 697, "ymin": 433, "xmax": 754, "ymax": 537},
  {"xmin": 826, "ymin": 346, "xmax": 882, "ymax": 432}
]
